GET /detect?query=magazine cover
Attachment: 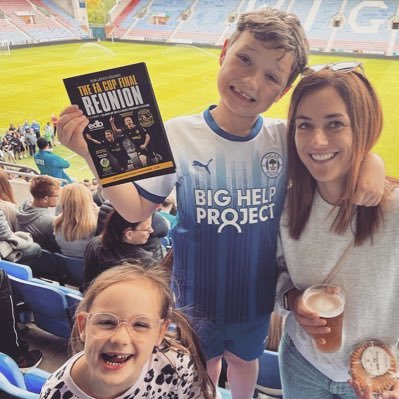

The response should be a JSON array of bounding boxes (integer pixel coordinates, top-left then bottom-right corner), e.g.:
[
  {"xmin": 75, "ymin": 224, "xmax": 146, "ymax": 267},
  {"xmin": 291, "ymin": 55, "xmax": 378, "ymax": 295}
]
[{"xmin": 63, "ymin": 63, "xmax": 176, "ymax": 187}]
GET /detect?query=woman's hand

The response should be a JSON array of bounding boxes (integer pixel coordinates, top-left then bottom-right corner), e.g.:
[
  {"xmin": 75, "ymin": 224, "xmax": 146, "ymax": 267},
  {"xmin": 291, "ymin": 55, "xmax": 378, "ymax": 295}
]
[
  {"xmin": 57, "ymin": 105, "xmax": 90, "ymax": 158},
  {"xmin": 291, "ymin": 292, "xmax": 330, "ymax": 344},
  {"xmin": 349, "ymin": 379, "xmax": 399, "ymax": 399}
]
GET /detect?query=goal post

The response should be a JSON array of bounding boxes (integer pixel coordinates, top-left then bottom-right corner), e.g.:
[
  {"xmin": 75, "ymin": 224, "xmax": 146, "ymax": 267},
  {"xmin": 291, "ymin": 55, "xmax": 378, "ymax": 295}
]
[{"xmin": 0, "ymin": 41, "xmax": 10, "ymax": 55}]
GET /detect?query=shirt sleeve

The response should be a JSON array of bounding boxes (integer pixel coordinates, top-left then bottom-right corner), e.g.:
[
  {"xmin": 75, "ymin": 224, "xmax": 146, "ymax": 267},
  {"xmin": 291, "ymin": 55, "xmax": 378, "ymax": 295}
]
[
  {"xmin": 134, "ymin": 172, "xmax": 177, "ymax": 204},
  {"xmin": 275, "ymin": 233, "xmax": 295, "ymax": 316}
]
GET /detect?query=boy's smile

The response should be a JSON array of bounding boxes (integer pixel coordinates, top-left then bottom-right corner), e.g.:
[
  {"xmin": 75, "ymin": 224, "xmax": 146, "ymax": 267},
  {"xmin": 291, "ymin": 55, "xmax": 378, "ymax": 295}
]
[{"xmin": 213, "ymin": 30, "xmax": 294, "ymax": 136}]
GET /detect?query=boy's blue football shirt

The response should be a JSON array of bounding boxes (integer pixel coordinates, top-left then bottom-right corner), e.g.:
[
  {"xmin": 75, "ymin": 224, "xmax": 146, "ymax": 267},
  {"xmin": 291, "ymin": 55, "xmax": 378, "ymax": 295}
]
[{"xmin": 135, "ymin": 106, "xmax": 288, "ymax": 324}]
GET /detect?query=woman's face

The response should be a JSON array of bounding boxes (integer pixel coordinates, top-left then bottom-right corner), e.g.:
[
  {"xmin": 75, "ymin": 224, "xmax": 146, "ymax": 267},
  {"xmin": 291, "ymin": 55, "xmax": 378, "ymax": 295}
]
[
  {"xmin": 294, "ymin": 85, "xmax": 354, "ymax": 203},
  {"xmin": 123, "ymin": 217, "xmax": 153, "ymax": 245}
]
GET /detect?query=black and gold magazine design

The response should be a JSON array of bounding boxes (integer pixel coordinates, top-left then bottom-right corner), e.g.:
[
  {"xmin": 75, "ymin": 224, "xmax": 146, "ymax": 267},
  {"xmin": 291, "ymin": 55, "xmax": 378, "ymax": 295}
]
[{"xmin": 64, "ymin": 62, "xmax": 176, "ymax": 187}]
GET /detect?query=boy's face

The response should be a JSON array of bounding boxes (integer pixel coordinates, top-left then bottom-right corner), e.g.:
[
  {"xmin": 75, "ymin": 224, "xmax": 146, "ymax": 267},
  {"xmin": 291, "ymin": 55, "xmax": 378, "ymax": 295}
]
[{"xmin": 217, "ymin": 31, "xmax": 294, "ymax": 119}]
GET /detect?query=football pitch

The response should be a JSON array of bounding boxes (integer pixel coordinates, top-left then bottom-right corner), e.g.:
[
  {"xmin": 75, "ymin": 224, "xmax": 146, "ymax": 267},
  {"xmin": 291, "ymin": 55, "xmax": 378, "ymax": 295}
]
[{"xmin": 1, "ymin": 40, "xmax": 398, "ymax": 179}]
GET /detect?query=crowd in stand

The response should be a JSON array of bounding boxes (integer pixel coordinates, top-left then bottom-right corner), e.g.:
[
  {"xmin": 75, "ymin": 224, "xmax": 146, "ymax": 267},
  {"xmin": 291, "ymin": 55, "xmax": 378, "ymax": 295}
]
[
  {"xmin": 0, "ymin": 118, "xmax": 58, "ymax": 163},
  {"xmin": 0, "ymin": 167, "xmax": 177, "ymax": 370}
]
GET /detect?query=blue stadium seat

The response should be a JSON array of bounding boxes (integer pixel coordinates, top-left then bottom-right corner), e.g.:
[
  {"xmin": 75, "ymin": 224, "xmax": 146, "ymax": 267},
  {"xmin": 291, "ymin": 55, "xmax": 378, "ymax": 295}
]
[
  {"xmin": 255, "ymin": 350, "xmax": 283, "ymax": 398},
  {"xmin": 53, "ymin": 252, "xmax": 84, "ymax": 287},
  {"xmin": 29, "ymin": 249, "xmax": 60, "ymax": 281},
  {"xmin": 8, "ymin": 275, "xmax": 77, "ymax": 339},
  {"xmin": 0, "ymin": 352, "xmax": 49, "ymax": 399},
  {"xmin": 0, "ymin": 259, "xmax": 32, "ymax": 280}
]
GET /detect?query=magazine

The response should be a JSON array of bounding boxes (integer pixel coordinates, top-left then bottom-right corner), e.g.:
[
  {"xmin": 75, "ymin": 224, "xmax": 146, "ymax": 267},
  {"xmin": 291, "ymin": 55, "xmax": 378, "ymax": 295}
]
[{"xmin": 63, "ymin": 63, "xmax": 176, "ymax": 187}]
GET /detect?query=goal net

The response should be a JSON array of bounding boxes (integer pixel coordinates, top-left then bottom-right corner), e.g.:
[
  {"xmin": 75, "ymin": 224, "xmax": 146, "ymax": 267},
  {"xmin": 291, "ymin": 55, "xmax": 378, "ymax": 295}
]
[{"xmin": 0, "ymin": 41, "xmax": 10, "ymax": 55}]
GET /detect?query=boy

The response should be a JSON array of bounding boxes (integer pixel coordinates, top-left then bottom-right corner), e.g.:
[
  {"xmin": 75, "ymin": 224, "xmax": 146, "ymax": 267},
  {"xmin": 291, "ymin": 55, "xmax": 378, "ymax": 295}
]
[
  {"xmin": 57, "ymin": 8, "xmax": 383, "ymax": 398},
  {"xmin": 16, "ymin": 175, "xmax": 61, "ymax": 253}
]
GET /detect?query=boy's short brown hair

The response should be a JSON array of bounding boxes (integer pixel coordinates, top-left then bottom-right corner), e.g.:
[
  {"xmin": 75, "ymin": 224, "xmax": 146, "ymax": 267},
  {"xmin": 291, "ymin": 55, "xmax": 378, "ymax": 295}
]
[
  {"xmin": 228, "ymin": 7, "xmax": 309, "ymax": 88},
  {"xmin": 30, "ymin": 175, "xmax": 61, "ymax": 199}
]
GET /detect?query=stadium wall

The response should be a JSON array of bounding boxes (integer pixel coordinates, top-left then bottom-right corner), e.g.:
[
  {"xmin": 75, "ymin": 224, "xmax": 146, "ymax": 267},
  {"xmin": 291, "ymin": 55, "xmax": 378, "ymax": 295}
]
[
  {"xmin": 106, "ymin": 38, "xmax": 399, "ymax": 61},
  {"xmin": 10, "ymin": 38, "xmax": 96, "ymax": 50}
]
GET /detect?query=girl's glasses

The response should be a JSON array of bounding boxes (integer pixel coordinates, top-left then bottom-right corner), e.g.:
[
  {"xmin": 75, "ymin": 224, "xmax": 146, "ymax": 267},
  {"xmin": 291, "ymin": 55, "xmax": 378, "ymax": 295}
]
[
  {"xmin": 302, "ymin": 61, "xmax": 364, "ymax": 76},
  {"xmin": 82, "ymin": 312, "xmax": 164, "ymax": 338}
]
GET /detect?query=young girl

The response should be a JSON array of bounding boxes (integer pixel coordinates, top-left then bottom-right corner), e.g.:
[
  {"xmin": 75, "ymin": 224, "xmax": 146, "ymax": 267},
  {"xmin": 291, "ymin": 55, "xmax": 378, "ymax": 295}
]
[
  {"xmin": 276, "ymin": 63, "xmax": 399, "ymax": 399},
  {"xmin": 40, "ymin": 262, "xmax": 215, "ymax": 399}
]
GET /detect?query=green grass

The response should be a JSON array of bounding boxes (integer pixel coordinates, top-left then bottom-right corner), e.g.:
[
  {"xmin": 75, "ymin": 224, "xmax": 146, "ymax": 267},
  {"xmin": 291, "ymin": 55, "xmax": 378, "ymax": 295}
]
[{"xmin": 1, "ymin": 41, "xmax": 398, "ymax": 179}]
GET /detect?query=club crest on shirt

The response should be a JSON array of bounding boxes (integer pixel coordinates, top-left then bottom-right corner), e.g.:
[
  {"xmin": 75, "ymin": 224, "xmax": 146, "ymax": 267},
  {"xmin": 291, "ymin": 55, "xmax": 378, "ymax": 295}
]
[{"xmin": 261, "ymin": 152, "xmax": 283, "ymax": 178}]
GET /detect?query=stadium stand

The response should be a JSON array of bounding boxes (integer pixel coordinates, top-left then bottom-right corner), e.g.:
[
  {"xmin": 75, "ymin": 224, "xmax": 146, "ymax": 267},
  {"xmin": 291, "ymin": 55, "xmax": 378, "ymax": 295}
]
[
  {"xmin": 106, "ymin": 0, "xmax": 399, "ymax": 56},
  {"xmin": 0, "ymin": 0, "xmax": 90, "ymax": 46},
  {"xmin": 330, "ymin": 0, "xmax": 398, "ymax": 54},
  {"xmin": 171, "ymin": 0, "xmax": 239, "ymax": 45}
]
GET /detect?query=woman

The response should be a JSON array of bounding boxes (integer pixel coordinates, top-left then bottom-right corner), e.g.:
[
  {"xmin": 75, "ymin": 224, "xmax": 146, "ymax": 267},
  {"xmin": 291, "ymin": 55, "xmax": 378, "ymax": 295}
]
[
  {"xmin": 53, "ymin": 183, "xmax": 98, "ymax": 258},
  {"xmin": 277, "ymin": 63, "xmax": 399, "ymax": 399},
  {"xmin": 0, "ymin": 169, "xmax": 18, "ymax": 231},
  {"xmin": 82, "ymin": 210, "xmax": 157, "ymax": 291}
]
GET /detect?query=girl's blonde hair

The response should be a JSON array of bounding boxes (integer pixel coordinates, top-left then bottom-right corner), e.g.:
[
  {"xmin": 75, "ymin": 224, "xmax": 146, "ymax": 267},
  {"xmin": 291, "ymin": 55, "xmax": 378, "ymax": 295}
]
[
  {"xmin": 70, "ymin": 262, "xmax": 215, "ymax": 399},
  {"xmin": 0, "ymin": 169, "xmax": 16, "ymax": 204},
  {"xmin": 53, "ymin": 183, "xmax": 98, "ymax": 241}
]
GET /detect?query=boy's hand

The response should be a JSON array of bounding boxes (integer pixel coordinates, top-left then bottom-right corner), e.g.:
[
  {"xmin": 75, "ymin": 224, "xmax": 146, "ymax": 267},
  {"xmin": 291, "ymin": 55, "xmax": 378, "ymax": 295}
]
[
  {"xmin": 58, "ymin": 105, "xmax": 89, "ymax": 158},
  {"xmin": 353, "ymin": 153, "xmax": 385, "ymax": 207},
  {"xmin": 349, "ymin": 378, "xmax": 399, "ymax": 399},
  {"xmin": 292, "ymin": 293, "xmax": 330, "ymax": 345}
]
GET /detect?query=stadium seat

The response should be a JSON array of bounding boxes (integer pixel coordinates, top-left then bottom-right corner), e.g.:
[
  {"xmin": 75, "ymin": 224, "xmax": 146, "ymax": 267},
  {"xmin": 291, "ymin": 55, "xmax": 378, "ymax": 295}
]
[
  {"xmin": 0, "ymin": 259, "xmax": 32, "ymax": 280},
  {"xmin": 8, "ymin": 275, "xmax": 76, "ymax": 339},
  {"xmin": 29, "ymin": 249, "xmax": 60, "ymax": 281},
  {"xmin": 255, "ymin": 350, "xmax": 283, "ymax": 398},
  {"xmin": 53, "ymin": 252, "xmax": 84, "ymax": 287},
  {"xmin": 0, "ymin": 352, "xmax": 49, "ymax": 399}
]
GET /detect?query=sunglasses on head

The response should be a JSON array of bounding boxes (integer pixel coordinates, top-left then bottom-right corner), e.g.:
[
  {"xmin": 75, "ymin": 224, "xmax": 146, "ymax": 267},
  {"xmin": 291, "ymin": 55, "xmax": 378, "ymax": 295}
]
[{"xmin": 302, "ymin": 61, "xmax": 364, "ymax": 76}]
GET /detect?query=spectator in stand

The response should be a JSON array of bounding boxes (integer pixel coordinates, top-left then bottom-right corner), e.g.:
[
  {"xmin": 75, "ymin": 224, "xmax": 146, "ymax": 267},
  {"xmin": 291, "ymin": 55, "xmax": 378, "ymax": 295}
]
[
  {"xmin": 96, "ymin": 199, "xmax": 168, "ymax": 260},
  {"xmin": 0, "ymin": 136, "xmax": 16, "ymax": 163},
  {"xmin": 0, "ymin": 169, "xmax": 18, "ymax": 231},
  {"xmin": 0, "ymin": 209, "xmax": 41, "ymax": 265},
  {"xmin": 82, "ymin": 178, "xmax": 92, "ymax": 191},
  {"xmin": 82, "ymin": 210, "xmax": 157, "ymax": 291},
  {"xmin": 91, "ymin": 178, "xmax": 99, "ymax": 193},
  {"xmin": 43, "ymin": 122, "xmax": 53, "ymax": 149},
  {"xmin": 25, "ymin": 127, "xmax": 37, "ymax": 156},
  {"xmin": 157, "ymin": 195, "xmax": 178, "ymax": 231},
  {"xmin": 53, "ymin": 183, "xmax": 98, "ymax": 258},
  {"xmin": 16, "ymin": 175, "xmax": 61, "ymax": 252},
  {"xmin": 34, "ymin": 137, "xmax": 72, "ymax": 184},
  {"xmin": 30, "ymin": 120, "xmax": 41, "ymax": 138}
]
